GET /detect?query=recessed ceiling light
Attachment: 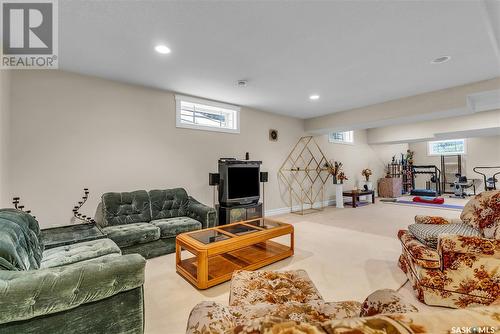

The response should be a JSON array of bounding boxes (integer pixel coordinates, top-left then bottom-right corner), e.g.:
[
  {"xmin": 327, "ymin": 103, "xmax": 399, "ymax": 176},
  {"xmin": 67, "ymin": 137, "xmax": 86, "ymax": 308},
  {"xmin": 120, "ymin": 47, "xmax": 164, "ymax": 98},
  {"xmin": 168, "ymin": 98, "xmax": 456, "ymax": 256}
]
[
  {"xmin": 309, "ymin": 94, "xmax": 320, "ymax": 100},
  {"xmin": 155, "ymin": 44, "xmax": 171, "ymax": 54},
  {"xmin": 431, "ymin": 55, "xmax": 451, "ymax": 64},
  {"xmin": 237, "ymin": 80, "xmax": 248, "ymax": 87}
]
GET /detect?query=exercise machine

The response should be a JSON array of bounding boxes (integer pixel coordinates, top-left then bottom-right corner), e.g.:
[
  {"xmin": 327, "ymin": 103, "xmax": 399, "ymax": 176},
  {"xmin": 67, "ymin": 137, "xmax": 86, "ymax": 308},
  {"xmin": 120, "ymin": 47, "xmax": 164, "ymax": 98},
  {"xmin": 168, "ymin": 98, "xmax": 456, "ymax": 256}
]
[
  {"xmin": 450, "ymin": 173, "xmax": 476, "ymax": 198},
  {"xmin": 440, "ymin": 154, "xmax": 463, "ymax": 194},
  {"xmin": 473, "ymin": 166, "xmax": 500, "ymax": 191},
  {"xmin": 410, "ymin": 165, "xmax": 441, "ymax": 196}
]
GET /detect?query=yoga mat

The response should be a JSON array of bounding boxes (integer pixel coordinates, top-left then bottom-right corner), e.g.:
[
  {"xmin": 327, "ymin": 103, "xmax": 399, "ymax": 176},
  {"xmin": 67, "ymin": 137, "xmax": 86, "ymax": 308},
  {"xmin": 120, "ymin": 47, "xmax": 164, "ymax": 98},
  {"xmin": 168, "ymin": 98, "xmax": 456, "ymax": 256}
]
[{"xmin": 384, "ymin": 199, "xmax": 464, "ymax": 211}]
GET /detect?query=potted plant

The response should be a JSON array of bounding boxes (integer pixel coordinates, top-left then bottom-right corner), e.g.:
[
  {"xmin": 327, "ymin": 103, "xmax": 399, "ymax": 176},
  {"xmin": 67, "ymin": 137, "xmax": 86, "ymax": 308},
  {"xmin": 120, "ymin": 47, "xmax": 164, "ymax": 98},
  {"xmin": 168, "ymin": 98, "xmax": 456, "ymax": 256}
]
[
  {"xmin": 406, "ymin": 149, "xmax": 414, "ymax": 165},
  {"xmin": 338, "ymin": 171, "xmax": 348, "ymax": 184},
  {"xmin": 361, "ymin": 168, "xmax": 372, "ymax": 182},
  {"xmin": 325, "ymin": 160, "xmax": 343, "ymax": 184}
]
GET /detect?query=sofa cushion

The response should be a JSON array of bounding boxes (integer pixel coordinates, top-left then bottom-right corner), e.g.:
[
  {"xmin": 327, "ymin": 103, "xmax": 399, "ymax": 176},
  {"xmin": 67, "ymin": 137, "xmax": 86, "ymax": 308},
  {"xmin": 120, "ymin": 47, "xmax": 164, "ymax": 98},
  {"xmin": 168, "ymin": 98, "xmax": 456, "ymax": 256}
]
[
  {"xmin": 0, "ymin": 209, "xmax": 43, "ymax": 271},
  {"xmin": 102, "ymin": 223, "xmax": 160, "ymax": 247},
  {"xmin": 460, "ymin": 190, "xmax": 500, "ymax": 239},
  {"xmin": 151, "ymin": 217, "xmax": 201, "ymax": 238},
  {"xmin": 101, "ymin": 190, "xmax": 151, "ymax": 226},
  {"xmin": 149, "ymin": 188, "xmax": 190, "ymax": 220},
  {"xmin": 229, "ymin": 270, "xmax": 323, "ymax": 307},
  {"xmin": 408, "ymin": 223, "xmax": 481, "ymax": 248},
  {"xmin": 41, "ymin": 238, "xmax": 121, "ymax": 268}
]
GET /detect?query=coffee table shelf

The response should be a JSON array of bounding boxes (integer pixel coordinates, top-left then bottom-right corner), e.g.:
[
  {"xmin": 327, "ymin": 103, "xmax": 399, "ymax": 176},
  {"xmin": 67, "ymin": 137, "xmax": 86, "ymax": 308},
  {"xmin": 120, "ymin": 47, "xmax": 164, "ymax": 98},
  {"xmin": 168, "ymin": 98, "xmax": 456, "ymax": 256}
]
[{"xmin": 176, "ymin": 218, "xmax": 294, "ymax": 289}]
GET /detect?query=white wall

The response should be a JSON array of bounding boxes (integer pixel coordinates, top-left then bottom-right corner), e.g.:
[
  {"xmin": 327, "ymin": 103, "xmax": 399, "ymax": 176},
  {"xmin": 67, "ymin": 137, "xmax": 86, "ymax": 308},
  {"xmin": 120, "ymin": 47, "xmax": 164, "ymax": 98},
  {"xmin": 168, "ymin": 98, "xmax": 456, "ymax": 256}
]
[
  {"xmin": 316, "ymin": 131, "xmax": 407, "ymax": 199},
  {"xmin": 6, "ymin": 70, "xmax": 412, "ymax": 226},
  {"xmin": 368, "ymin": 109, "xmax": 500, "ymax": 144},
  {"xmin": 8, "ymin": 70, "xmax": 306, "ymax": 227},
  {"xmin": 409, "ymin": 136, "xmax": 500, "ymax": 190},
  {"xmin": 305, "ymin": 77, "xmax": 500, "ymax": 133},
  {"xmin": 0, "ymin": 71, "xmax": 10, "ymax": 207}
]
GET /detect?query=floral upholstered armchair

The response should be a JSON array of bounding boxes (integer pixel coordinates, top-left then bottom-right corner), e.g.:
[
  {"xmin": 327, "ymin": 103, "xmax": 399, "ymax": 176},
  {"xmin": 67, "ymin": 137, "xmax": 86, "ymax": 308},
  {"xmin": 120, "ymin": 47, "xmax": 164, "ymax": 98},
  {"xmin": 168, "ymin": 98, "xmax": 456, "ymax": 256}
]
[{"xmin": 398, "ymin": 190, "xmax": 500, "ymax": 308}]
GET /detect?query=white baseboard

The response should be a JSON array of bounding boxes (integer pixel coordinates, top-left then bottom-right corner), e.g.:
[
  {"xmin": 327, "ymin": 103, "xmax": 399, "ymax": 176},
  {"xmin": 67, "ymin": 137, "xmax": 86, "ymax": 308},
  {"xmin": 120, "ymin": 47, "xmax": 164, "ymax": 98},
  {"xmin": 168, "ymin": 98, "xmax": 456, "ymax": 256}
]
[
  {"xmin": 265, "ymin": 199, "xmax": 336, "ymax": 216},
  {"xmin": 264, "ymin": 207, "xmax": 291, "ymax": 216}
]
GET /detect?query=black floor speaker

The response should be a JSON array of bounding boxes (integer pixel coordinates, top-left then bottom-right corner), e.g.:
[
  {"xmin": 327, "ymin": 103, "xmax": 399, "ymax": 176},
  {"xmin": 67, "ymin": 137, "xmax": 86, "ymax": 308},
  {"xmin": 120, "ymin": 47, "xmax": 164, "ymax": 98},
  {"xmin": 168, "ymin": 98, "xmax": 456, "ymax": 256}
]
[
  {"xmin": 260, "ymin": 172, "xmax": 268, "ymax": 183},
  {"xmin": 209, "ymin": 173, "xmax": 220, "ymax": 186}
]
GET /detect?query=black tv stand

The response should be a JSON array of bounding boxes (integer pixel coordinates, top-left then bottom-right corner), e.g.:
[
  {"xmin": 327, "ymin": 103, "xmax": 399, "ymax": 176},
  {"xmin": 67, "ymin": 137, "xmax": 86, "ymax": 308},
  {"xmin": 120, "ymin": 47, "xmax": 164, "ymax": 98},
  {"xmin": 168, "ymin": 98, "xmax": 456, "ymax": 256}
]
[{"xmin": 217, "ymin": 203, "xmax": 263, "ymax": 225}]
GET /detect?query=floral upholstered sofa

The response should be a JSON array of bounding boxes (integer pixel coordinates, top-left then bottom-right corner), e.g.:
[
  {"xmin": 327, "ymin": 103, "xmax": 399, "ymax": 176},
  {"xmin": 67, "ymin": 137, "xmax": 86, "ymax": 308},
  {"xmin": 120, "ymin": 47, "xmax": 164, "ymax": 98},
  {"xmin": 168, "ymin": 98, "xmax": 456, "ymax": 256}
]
[
  {"xmin": 398, "ymin": 190, "xmax": 500, "ymax": 308},
  {"xmin": 198, "ymin": 307, "xmax": 500, "ymax": 334},
  {"xmin": 186, "ymin": 269, "xmax": 500, "ymax": 334},
  {"xmin": 186, "ymin": 270, "xmax": 421, "ymax": 333}
]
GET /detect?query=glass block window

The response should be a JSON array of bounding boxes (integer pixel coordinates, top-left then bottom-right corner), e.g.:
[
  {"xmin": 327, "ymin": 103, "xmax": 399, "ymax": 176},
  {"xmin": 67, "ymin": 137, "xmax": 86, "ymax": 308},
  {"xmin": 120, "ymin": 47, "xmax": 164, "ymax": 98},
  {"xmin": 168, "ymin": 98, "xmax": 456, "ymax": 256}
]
[{"xmin": 428, "ymin": 139, "xmax": 466, "ymax": 156}]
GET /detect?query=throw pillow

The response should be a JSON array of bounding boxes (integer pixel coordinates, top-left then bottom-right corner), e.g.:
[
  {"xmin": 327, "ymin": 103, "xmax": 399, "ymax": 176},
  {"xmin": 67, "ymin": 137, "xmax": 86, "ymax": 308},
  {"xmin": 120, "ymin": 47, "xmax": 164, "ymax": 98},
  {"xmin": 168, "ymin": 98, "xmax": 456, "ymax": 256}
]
[{"xmin": 408, "ymin": 223, "xmax": 481, "ymax": 248}]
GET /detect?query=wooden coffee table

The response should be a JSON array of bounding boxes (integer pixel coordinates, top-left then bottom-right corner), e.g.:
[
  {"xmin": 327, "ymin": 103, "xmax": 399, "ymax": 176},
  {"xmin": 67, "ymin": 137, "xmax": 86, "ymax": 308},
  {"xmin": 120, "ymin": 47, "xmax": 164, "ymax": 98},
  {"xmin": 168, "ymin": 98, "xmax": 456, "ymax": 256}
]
[
  {"xmin": 176, "ymin": 218, "xmax": 294, "ymax": 289},
  {"xmin": 342, "ymin": 190, "xmax": 375, "ymax": 208}
]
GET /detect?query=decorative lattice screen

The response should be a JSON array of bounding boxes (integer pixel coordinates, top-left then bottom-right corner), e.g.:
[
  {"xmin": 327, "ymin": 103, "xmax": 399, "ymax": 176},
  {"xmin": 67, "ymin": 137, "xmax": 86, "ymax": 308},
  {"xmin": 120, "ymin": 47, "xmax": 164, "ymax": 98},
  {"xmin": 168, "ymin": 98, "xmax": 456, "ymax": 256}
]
[{"xmin": 279, "ymin": 136, "xmax": 331, "ymax": 214}]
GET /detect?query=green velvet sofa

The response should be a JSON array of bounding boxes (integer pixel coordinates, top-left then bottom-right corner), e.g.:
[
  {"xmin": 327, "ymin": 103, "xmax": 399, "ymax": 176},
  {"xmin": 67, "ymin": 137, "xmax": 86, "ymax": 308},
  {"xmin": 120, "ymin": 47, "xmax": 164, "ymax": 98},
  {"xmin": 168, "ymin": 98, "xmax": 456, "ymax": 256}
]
[
  {"xmin": 94, "ymin": 188, "xmax": 217, "ymax": 259},
  {"xmin": 0, "ymin": 208, "xmax": 146, "ymax": 334}
]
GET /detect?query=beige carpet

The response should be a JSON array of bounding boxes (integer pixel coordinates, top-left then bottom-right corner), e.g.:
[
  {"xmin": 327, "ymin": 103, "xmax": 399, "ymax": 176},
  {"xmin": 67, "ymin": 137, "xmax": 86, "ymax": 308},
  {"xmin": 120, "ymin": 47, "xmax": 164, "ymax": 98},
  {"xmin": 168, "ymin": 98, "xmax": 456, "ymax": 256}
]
[{"xmin": 144, "ymin": 197, "xmax": 466, "ymax": 333}]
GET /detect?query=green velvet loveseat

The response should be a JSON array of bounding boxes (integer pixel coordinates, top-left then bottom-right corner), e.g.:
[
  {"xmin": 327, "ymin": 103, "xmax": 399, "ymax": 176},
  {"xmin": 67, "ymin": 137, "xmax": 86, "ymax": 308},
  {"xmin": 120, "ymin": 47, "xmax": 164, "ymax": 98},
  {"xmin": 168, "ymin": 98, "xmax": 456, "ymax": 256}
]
[
  {"xmin": 0, "ymin": 208, "xmax": 146, "ymax": 334},
  {"xmin": 94, "ymin": 188, "xmax": 217, "ymax": 259}
]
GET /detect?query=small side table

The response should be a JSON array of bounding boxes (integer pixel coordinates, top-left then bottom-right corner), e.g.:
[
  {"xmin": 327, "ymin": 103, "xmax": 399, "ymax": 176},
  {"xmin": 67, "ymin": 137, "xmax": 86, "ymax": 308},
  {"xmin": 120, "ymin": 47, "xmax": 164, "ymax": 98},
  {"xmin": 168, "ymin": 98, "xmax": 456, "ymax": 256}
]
[
  {"xmin": 41, "ymin": 223, "xmax": 106, "ymax": 249},
  {"xmin": 342, "ymin": 190, "xmax": 375, "ymax": 208}
]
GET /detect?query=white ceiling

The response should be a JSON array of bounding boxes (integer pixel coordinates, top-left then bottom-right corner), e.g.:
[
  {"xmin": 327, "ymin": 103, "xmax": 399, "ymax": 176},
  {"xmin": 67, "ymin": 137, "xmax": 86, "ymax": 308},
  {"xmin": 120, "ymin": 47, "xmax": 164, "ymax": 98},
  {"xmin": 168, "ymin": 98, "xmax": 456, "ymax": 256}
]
[{"xmin": 59, "ymin": 0, "xmax": 500, "ymax": 119}]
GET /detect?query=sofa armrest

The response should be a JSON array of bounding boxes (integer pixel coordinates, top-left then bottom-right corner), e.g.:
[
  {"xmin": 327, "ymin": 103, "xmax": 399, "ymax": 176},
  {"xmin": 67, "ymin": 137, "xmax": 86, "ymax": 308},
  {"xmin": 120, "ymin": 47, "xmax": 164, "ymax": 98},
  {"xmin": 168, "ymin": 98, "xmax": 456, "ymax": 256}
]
[
  {"xmin": 93, "ymin": 201, "xmax": 105, "ymax": 227},
  {"xmin": 187, "ymin": 196, "xmax": 217, "ymax": 228},
  {"xmin": 322, "ymin": 305, "xmax": 500, "ymax": 334},
  {"xmin": 186, "ymin": 301, "xmax": 236, "ymax": 334},
  {"xmin": 438, "ymin": 234, "xmax": 500, "ymax": 272},
  {"xmin": 438, "ymin": 234, "xmax": 500, "ymax": 258},
  {"xmin": 360, "ymin": 289, "xmax": 418, "ymax": 317},
  {"xmin": 0, "ymin": 253, "xmax": 145, "ymax": 325},
  {"xmin": 414, "ymin": 215, "xmax": 461, "ymax": 225}
]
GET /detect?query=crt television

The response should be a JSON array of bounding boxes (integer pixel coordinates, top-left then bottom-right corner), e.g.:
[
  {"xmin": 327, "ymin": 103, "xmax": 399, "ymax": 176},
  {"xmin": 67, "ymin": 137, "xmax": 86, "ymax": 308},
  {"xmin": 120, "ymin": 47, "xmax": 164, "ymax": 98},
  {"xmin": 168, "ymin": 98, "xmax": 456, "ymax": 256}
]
[{"xmin": 218, "ymin": 159, "xmax": 261, "ymax": 206}]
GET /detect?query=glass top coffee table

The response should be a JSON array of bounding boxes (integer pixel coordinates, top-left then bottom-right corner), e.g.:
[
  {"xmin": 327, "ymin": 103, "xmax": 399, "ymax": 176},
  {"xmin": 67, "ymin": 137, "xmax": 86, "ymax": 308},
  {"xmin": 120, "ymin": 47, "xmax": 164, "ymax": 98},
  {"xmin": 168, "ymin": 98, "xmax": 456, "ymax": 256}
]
[{"xmin": 176, "ymin": 217, "xmax": 294, "ymax": 289}]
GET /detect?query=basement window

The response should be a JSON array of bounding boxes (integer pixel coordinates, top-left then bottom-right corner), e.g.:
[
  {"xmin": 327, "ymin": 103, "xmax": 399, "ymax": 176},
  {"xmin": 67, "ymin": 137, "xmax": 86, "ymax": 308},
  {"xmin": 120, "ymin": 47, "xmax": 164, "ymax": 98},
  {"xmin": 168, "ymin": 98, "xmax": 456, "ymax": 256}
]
[
  {"xmin": 428, "ymin": 139, "xmax": 466, "ymax": 156},
  {"xmin": 328, "ymin": 131, "xmax": 353, "ymax": 144},
  {"xmin": 175, "ymin": 95, "xmax": 240, "ymax": 133}
]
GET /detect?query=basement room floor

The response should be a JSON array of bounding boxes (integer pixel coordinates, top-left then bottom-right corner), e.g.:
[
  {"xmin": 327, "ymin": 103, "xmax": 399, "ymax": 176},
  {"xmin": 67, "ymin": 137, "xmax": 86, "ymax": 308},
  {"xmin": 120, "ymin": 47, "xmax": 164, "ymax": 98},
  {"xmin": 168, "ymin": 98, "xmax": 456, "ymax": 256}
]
[{"xmin": 143, "ymin": 196, "xmax": 469, "ymax": 333}]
